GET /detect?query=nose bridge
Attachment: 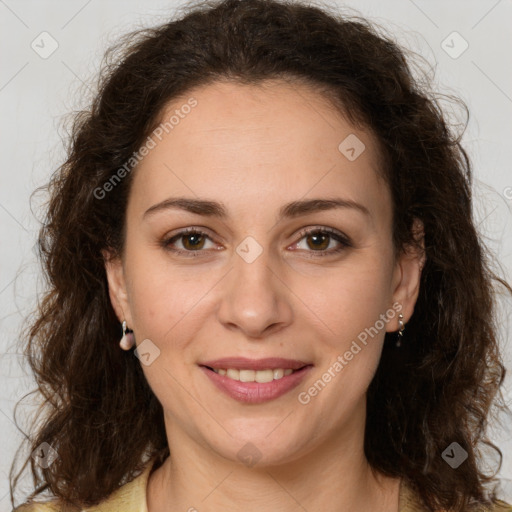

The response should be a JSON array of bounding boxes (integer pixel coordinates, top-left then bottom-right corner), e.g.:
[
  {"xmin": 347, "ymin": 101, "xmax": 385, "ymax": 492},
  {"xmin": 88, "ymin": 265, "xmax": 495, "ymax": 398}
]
[
  {"xmin": 234, "ymin": 234, "xmax": 274, "ymax": 290},
  {"xmin": 217, "ymin": 233, "xmax": 291, "ymax": 337}
]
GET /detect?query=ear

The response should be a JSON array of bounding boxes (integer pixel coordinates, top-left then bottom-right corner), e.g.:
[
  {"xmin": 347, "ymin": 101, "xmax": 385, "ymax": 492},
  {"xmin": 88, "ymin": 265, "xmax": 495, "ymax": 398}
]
[
  {"xmin": 386, "ymin": 218, "xmax": 426, "ymax": 332},
  {"xmin": 102, "ymin": 248, "xmax": 134, "ymax": 327}
]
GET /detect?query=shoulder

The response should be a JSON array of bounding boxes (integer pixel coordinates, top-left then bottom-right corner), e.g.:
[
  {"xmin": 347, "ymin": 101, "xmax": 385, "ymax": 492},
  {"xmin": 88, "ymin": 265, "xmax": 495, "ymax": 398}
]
[
  {"xmin": 484, "ymin": 499, "xmax": 512, "ymax": 512},
  {"xmin": 12, "ymin": 502, "xmax": 61, "ymax": 512},
  {"xmin": 399, "ymin": 479, "xmax": 512, "ymax": 512},
  {"xmin": 12, "ymin": 456, "xmax": 159, "ymax": 512}
]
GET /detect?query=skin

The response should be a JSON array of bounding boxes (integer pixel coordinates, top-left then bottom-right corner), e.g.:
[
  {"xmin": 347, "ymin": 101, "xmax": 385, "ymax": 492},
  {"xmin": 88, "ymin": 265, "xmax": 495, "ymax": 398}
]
[{"xmin": 104, "ymin": 79, "xmax": 425, "ymax": 512}]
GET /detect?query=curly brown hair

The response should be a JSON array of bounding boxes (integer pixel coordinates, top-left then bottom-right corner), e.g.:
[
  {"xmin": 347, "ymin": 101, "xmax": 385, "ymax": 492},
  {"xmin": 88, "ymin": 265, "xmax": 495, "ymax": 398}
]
[{"xmin": 9, "ymin": 0, "xmax": 512, "ymax": 510}]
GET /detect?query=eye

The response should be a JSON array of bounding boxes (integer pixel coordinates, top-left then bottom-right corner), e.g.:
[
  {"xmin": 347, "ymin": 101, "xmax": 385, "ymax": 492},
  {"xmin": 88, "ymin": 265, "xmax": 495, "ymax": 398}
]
[
  {"xmin": 291, "ymin": 227, "xmax": 352, "ymax": 257},
  {"xmin": 161, "ymin": 226, "xmax": 352, "ymax": 258},
  {"xmin": 161, "ymin": 228, "xmax": 218, "ymax": 256}
]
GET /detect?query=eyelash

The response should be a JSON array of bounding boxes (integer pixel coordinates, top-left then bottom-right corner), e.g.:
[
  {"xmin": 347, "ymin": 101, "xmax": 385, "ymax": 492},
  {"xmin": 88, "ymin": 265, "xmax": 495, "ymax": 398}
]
[{"xmin": 160, "ymin": 226, "xmax": 352, "ymax": 258}]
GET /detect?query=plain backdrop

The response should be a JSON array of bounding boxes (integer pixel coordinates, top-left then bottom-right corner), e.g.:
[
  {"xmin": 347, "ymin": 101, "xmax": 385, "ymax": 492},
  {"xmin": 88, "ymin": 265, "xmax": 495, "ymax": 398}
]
[{"xmin": 1, "ymin": 0, "xmax": 511, "ymax": 509}]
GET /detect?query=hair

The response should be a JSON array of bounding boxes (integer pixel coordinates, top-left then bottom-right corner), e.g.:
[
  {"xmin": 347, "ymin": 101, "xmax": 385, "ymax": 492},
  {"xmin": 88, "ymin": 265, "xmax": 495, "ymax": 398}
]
[{"xmin": 9, "ymin": 0, "xmax": 512, "ymax": 510}]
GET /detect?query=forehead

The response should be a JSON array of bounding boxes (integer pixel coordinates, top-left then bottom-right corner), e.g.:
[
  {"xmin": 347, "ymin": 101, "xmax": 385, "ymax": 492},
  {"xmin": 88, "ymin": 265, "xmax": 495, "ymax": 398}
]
[{"xmin": 128, "ymin": 79, "xmax": 390, "ymax": 224}]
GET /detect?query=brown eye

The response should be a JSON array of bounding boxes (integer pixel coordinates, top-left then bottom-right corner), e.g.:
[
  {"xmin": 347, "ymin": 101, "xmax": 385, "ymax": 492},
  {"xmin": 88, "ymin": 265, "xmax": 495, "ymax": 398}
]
[
  {"xmin": 293, "ymin": 227, "xmax": 352, "ymax": 257},
  {"xmin": 305, "ymin": 232, "xmax": 331, "ymax": 251},
  {"xmin": 161, "ymin": 228, "xmax": 216, "ymax": 256},
  {"xmin": 180, "ymin": 232, "xmax": 206, "ymax": 250}
]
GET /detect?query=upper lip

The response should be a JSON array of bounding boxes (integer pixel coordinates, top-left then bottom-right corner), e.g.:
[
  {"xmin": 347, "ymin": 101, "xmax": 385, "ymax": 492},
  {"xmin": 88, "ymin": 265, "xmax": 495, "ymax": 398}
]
[{"xmin": 199, "ymin": 357, "xmax": 312, "ymax": 371}]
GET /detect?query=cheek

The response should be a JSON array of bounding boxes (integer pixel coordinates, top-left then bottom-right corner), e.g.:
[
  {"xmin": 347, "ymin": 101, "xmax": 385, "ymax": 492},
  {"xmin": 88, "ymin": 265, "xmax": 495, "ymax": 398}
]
[
  {"xmin": 125, "ymin": 248, "xmax": 215, "ymax": 341},
  {"xmin": 293, "ymin": 258, "xmax": 392, "ymax": 341}
]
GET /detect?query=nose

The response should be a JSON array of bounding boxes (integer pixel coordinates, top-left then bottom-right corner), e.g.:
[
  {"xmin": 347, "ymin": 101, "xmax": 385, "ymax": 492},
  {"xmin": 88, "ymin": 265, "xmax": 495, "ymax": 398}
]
[{"xmin": 216, "ymin": 244, "xmax": 293, "ymax": 339}]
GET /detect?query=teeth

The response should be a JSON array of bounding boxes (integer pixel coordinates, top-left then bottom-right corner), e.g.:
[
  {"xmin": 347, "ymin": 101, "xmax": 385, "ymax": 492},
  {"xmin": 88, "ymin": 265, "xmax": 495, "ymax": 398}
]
[{"xmin": 213, "ymin": 368, "xmax": 295, "ymax": 382}]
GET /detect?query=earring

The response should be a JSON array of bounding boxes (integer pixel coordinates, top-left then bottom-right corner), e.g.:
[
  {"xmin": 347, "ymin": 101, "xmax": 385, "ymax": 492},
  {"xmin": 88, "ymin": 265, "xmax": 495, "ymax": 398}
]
[
  {"xmin": 119, "ymin": 320, "xmax": 135, "ymax": 350},
  {"xmin": 396, "ymin": 313, "xmax": 405, "ymax": 347}
]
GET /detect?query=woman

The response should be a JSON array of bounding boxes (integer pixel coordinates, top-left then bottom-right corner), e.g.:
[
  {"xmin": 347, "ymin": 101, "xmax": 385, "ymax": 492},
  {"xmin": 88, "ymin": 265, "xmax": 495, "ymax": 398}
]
[{"xmin": 9, "ymin": 0, "xmax": 512, "ymax": 510}]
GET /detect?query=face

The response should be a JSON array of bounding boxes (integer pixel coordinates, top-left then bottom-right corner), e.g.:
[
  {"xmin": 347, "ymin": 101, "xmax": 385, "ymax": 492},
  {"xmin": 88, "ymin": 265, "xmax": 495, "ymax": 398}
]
[{"xmin": 104, "ymin": 79, "xmax": 423, "ymax": 467}]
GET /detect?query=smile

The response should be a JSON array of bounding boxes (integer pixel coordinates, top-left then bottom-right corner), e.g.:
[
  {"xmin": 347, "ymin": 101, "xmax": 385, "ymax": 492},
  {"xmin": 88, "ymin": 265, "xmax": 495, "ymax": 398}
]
[{"xmin": 200, "ymin": 364, "xmax": 313, "ymax": 404}]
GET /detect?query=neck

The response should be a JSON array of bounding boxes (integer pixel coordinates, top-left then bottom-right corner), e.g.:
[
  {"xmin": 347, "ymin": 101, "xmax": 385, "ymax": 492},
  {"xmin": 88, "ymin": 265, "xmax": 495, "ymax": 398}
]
[{"xmin": 147, "ymin": 415, "xmax": 401, "ymax": 512}]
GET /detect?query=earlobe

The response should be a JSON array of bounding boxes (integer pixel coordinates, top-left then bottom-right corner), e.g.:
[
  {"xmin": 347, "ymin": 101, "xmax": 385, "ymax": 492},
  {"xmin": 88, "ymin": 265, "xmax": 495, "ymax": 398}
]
[
  {"xmin": 102, "ymin": 248, "xmax": 132, "ymax": 326},
  {"xmin": 388, "ymin": 218, "xmax": 426, "ymax": 329}
]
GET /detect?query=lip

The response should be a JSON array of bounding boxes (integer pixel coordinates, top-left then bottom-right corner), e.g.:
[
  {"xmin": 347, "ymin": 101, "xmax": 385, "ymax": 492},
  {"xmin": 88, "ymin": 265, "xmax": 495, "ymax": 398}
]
[
  {"xmin": 199, "ymin": 363, "xmax": 314, "ymax": 404},
  {"xmin": 199, "ymin": 357, "xmax": 311, "ymax": 371}
]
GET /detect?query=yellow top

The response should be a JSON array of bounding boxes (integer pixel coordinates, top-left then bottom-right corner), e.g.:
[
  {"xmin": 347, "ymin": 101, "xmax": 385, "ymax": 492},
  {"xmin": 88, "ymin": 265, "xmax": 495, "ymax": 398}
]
[{"xmin": 12, "ymin": 456, "xmax": 512, "ymax": 512}]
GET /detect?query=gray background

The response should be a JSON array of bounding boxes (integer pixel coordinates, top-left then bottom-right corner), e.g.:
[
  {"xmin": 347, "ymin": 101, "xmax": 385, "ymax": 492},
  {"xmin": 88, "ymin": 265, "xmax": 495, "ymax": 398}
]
[{"xmin": 1, "ymin": 0, "xmax": 511, "ymax": 509}]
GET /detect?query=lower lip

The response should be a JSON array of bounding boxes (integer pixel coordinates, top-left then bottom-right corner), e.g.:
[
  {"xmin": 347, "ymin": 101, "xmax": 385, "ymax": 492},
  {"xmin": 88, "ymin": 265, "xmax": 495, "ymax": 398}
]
[{"xmin": 200, "ymin": 365, "xmax": 313, "ymax": 404}]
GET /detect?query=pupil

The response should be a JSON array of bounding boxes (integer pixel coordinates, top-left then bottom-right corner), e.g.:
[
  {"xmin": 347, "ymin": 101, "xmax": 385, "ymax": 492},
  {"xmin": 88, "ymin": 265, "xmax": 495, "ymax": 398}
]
[
  {"xmin": 309, "ymin": 233, "xmax": 328, "ymax": 250},
  {"xmin": 185, "ymin": 234, "xmax": 203, "ymax": 249}
]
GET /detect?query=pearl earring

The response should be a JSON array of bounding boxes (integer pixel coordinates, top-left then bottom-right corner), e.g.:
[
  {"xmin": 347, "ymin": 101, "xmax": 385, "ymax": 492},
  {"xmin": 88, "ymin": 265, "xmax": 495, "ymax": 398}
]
[{"xmin": 119, "ymin": 320, "xmax": 135, "ymax": 350}]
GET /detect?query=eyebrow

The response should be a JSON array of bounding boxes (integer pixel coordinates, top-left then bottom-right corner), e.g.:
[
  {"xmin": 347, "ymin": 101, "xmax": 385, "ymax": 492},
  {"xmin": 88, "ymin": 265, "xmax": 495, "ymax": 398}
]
[{"xmin": 143, "ymin": 197, "xmax": 371, "ymax": 221}]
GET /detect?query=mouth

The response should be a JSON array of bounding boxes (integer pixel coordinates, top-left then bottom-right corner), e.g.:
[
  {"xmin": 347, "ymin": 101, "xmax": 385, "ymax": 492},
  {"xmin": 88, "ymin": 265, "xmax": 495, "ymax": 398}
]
[{"xmin": 198, "ymin": 358, "xmax": 314, "ymax": 404}]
